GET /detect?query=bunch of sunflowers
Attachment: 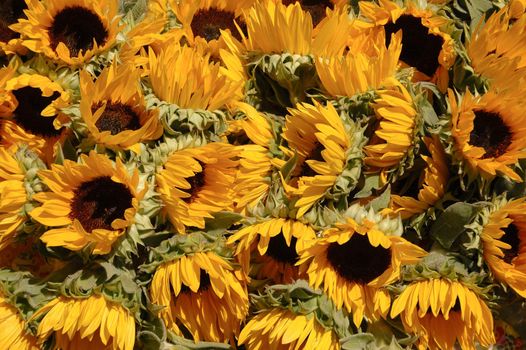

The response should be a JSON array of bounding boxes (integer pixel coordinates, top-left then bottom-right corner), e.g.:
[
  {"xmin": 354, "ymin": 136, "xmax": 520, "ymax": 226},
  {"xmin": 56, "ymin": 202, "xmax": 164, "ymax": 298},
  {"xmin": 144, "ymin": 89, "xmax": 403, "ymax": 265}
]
[{"xmin": 2, "ymin": 0, "xmax": 526, "ymax": 349}]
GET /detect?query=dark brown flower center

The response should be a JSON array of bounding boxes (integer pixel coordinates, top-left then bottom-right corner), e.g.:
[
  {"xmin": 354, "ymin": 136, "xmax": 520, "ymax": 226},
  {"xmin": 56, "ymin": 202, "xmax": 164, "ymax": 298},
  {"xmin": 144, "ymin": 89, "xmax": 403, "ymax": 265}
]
[
  {"xmin": 265, "ymin": 235, "xmax": 298, "ymax": 264},
  {"xmin": 282, "ymin": 0, "xmax": 334, "ymax": 27},
  {"xmin": 0, "ymin": 0, "xmax": 27, "ymax": 43},
  {"xmin": 70, "ymin": 176, "xmax": 133, "ymax": 232},
  {"xmin": 49, "ymin": 6, "xmax": 108, "ymax": 57},
  {"xmin": 299, "ymin": 141, "xmax": 324, "ymax": 177},
  {"xmin": 501, "ymin": 223, "xmax": 521, "ymax": 264},
  {"xmin": 326, "ymin": 233, "xmax": 392, "ymax": 284},
  {"xmin": 190, "ymin": 8, "xmax": 246, "ymax": 42},
  {"xmin": 384, "ymin": 15, "xmax": 444, "ymax": 77},
  {"xmin": 183, "ymin": 161, "xmax": 206, "ymax": 204},
  {"xmin": 91, "ymin": 101, "xmax": 141, "ymax": 135},
  {"xmin": 180, "ymin": 270, "xmax": 211, "ymax": 294},
  {"xmin": 12, "ymin": 86, "xmax": 63, "ymax": 138},
  {"xmin": 469, "ymin": 110, "xmax": 512, "ymax": 159}
]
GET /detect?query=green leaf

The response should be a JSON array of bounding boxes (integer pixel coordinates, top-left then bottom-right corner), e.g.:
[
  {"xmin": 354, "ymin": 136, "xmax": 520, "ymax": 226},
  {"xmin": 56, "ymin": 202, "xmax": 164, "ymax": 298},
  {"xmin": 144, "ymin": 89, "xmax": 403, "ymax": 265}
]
[
  {"xmin": 367, "ymin": 186, "xmax": 391, "ymax": 212},
  {"xmin": 341, "ymin": 334, "xmax": 375, "ymax": 350},
  {"xmin": 430, "ymin": 202, "xmax": 480, "ymax": 249},
  {"xmin": 354, "ymin": 174, "xmax": 382, "ymax": 198}
]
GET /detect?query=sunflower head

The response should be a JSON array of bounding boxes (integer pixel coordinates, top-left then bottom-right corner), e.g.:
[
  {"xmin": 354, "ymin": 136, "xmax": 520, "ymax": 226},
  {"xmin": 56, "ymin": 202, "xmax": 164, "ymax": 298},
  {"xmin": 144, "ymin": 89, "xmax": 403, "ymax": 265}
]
[
  {"xmin": 30, "ymin": 151, "xmax": 144, "ymax": 255},
  {"xmin": 364, "ymin": 83, "xmax": 421, "ymax": 182},
  {"xmin": 10, "ymin": 0, "xmax": 122, "ymax": 66},
  {"xmin": 227, "ymin": 217, "xmax": 317, "ymax": 284},
  {"xmin": 232, "ymin": 102, "xmax": 275, "ymax": 213},
  {"xmin": 0, "ymin": 147, "xmax": 28, "ymax": 252},
  {"xmin": 149, "ymin": 231, "xmax": 248, "ymax": 343},
  {"xmin": 147, "ymin": 43, "xmax": 241, "ymax": 110},
  {"xmin": 79, "ymin": 63, "xmax": 163, "ymax": 152},
  {"xmin": 171, "ymin": 0, "xmax": 255, "ymax": 57},
  {"xmin": 280, "ymin": 101, "xmax": 364, "ymax": 217},
  {"xmin": 0, "ymin": 0, "xmax": 29, "ymax": 54},
  {"xmin": 448, "ymin": 89, "xmax": 526, "ymax": 184},
  {"xmin": 390, "ymin": 278, "xmax": 495, "ymax": 350},
  {"xmin": 297, "ymin": 205, "xmax": 426, "ymax": 326},
  {"xmin": 156, "ymin": 142, "xmax": 239, "ymax": 233},
  {"xmin": 0, "ymin": 71, "xmax": 71, "ymax": 163},
  {"xmin": 359, "ymin": 0, "xmax": 456, "ymax": 90},
  {"xmin": 467, "ymin": 7, "xmax": 526, "ymax": 90},
  {"xmin": 315, "ymin": 30, "xmax": 402, "ymax": 99},
  {"xmin": 387, "ymin": 136, "xmax": 449, "ymax": 219},
  {"xmin": 33, "ymin": 294, "xmax": 136, "ymax": 350},
  {"xmin": 240, "ymin": 1, "xmax": 312, "ymax": 55},
  {"xmin": 474, "ymin": 197, "xmax": 526, "ymax": 297},
  {"xmin": 0, "ymin": 286, "xmax": 39, "ymax": 350},
  {"xmin": 238, "ymin": 280, "xmax": 349, "ymax": 350}
]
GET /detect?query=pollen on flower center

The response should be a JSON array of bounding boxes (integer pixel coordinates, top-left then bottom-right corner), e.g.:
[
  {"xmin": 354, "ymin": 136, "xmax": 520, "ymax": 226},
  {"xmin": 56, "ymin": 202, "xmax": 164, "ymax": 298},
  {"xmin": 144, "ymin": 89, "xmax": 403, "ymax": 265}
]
[
  {"xmin": 190, "ymin": 8, "xmax": 246, "ymax": 42},
  {"xmin": 326, "ymin": 233, "xmax": 392, "ymax": 284},
  {"xmin": 180, "ymin": 271, "xmax": 211, "ymax": 293},
  {"xmin": 384, "ymin": 15, "xmax": 444, "ymax": 77},
  {"xmin": 183, "ymin": 161, "xmax": 206, "ymax": 203},
  {"xmin": 0, "ymin": 0, "xmax": 27, "ymax": 42},
  {"xmin": 12, "ymin": 86, "xmax": 62, "ymax": 138},
  {"xmin": 282, "ymin": 0, "xmax": 334, "ymax": 26},
  {"xmin": 265, "ymin": 235, "xmax": 298, "ymax": 264},
  {"xmin": 49, "ymin": 6, "xmax": 108, "ymax": 57},
  {"xmin": 501, "ymin": 222, "xmax": 521, "ymax": 264},
  {"xmin": 469, "ymin": 110, "xmax": 512, "ymax": 159},
  {"xmin": 92, "ymin": 101, "xmax": 141, "ymax": 135},
  {"xmin": 69, "ymin": 176, "xmax": 133, "ymax": 232}
]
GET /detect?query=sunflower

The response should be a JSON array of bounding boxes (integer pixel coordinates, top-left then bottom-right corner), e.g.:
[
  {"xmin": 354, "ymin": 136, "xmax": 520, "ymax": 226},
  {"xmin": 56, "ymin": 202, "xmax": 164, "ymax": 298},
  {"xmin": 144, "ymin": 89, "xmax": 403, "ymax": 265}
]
[
  {"xmin": 227, "ymin": 217, "xmax": 317, "ymax": 284},
  {"xmin": 79, "ymin": 63, "xmax": 163, "ymax": 152},
  {"xmin": 33, "ymin": 294, "xmax": 136, "ymax": 350},
  {"xmin": 0, "ymin": 72, "xmax": 70, "ymax": 163},
  {"xmin": 156, "ymin": 142, "xmax": 239, "ymax": 233},
  {"xmin": 0, "ymin": 147, "xmax": 27, "ymax": 252},
  {"xmin": 150, "ymin": 251, "xmax": 249, "ymax": 343},
  {"xmin": 390, "ymin": 278, "xmax": 495, "ymax": 350},
  {"xmin": 30, "ymin": 151, "xmax": 144, "ymax": 254},
  {"xmin": 10, "ymin": 0, "xmax": 121, "ymax": 66},
  {"xmin": 358, "ymin": 0, "xmax": 456, "ymax": 90},
  {"xmin": 467, "ymin": 7, "xmax": 526, "ymax": 90},
  {"xmin": 280, "ymin": 101, "xmax": 362, "ymax": 217},
  {"xmin": 297, "ymin": 205, "xmax": 426, "ymax": 326},
  {"xmin": 147, "ymin": 43, "xmax": 241, "ymax": 111},
  {"xmin": 479, "ymin": 197, "xmax": 526, "ymax": 297},
  {"xmin": 232, "ymin": 103, "xmax": 274, "ymax": 213},
  {"xmin": 0, "ymin": 293, "xmax": 39, "ymax": 350},
  {"xmin": 315, "ymin": 31, "xmax": 402, "ymax": 98},
  {"xmin": 238, "ymin": 307, "xmax": 340, "ymax": 350},
  {"xmin": 388, "ymin": 136, "xmax": 449, "ymax": 219},
  {"xmin": 236, "ymin": 1, "xmax": 352, "ymax": 56},
  {"xmin": 0, "ymin": 0, "xmax": 28, "ymax": 54},
  {"xmin": 171, "ymin": 0, "xmax": 256, "ymax": 57},
  {"xmin": 448, "ymin": 89, "xmax": 526, "ymax": 182},
  {"xmin": 364, "ymin": 83, "xmax": 419, "ymax": 181}
]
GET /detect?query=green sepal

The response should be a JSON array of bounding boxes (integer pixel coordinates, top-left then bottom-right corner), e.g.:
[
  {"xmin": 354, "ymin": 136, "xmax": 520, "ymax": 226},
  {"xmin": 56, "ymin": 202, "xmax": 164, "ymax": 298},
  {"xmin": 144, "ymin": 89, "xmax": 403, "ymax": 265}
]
[
  {"xmin": 246, "ymin": 53, "xmax": 317, "ymax": 111},
  {"xmin": 250, "ymin": 280, "xmax": 352, "ymax": 339},
  {"xmin": 146, "ymin": 92, "xmax": 229, "ymax": 141},
  {"xmin": 141, "ymin": 230, "xmax": 233, "ymax": 274},
  {"xmin": 164, "ymin": 332, "xmax": 232, "ymax": 350},
  {"xmin": 340, "ymin": 333, "xmax": 406, "ymax": 350},
  {"xmin": 0, "ymin": 269, "xmax": 53, "ymax": 322},
  {"xmin": 430, "ymin": 201, "xmax": 486, "ymax": 250},
  {"xmin": 45, "ymin": 260, "xmax": 143, "ymax": 319}
]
